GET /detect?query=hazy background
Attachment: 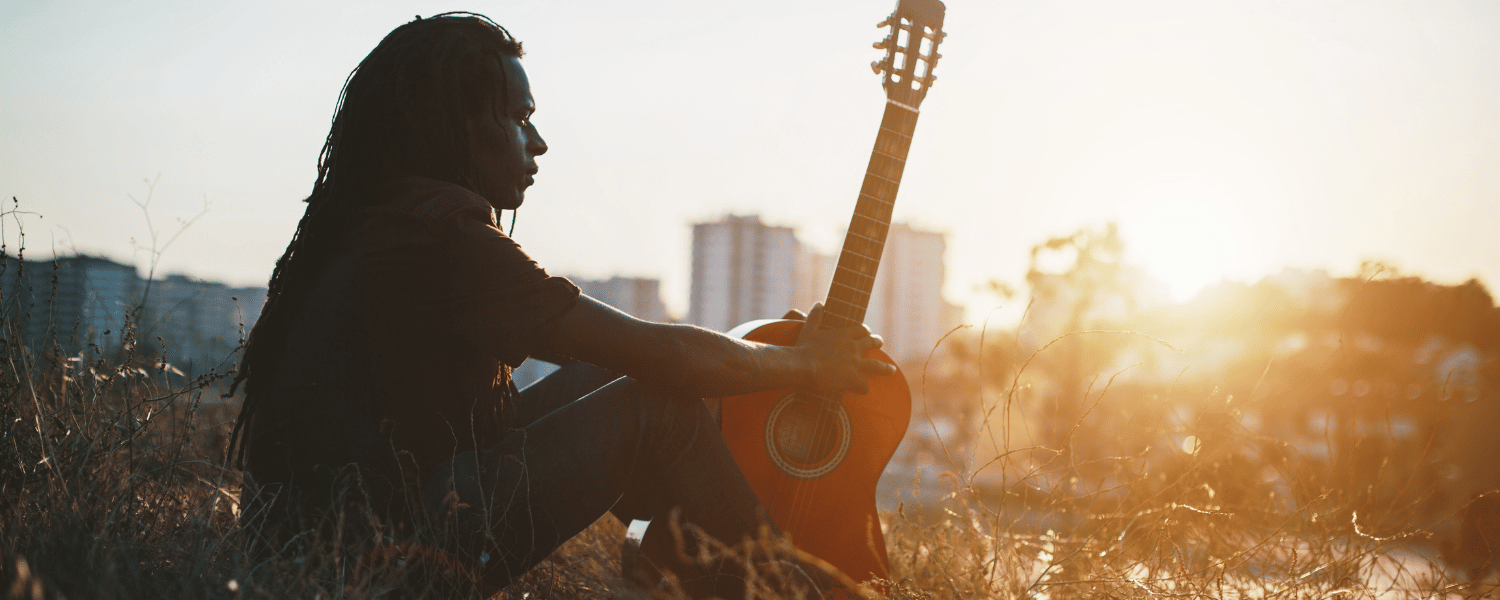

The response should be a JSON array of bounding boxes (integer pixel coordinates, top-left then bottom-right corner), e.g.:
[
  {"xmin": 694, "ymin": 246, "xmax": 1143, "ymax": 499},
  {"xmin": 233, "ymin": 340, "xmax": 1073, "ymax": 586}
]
[{"xmin": 3, "ymin": 0, "xmax": 1498, "ymax": 322}]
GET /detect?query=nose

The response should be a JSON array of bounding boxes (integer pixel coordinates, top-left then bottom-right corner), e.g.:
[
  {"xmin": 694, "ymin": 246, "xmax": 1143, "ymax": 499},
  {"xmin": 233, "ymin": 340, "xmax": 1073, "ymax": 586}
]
[{"xmin": 528, "ymin": 124, "xmax": 547, "ymax": 157}]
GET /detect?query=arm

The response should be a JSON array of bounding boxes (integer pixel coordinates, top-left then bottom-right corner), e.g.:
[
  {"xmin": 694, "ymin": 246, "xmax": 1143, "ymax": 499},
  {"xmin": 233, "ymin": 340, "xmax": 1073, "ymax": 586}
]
[{"xmin": 538, "ymin": 295, "xmax": 894, "ymax": 398}]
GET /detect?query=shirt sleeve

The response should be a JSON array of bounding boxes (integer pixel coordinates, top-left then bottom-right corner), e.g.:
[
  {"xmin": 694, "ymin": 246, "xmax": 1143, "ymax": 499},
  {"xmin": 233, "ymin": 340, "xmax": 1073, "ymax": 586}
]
[
  {"xmin": 389, "ymin": 182, "xmax": 580, "ymax": 368},
  {"xmin": 442, "ymin": 203, "xmax": 581, "ymax": 367}
]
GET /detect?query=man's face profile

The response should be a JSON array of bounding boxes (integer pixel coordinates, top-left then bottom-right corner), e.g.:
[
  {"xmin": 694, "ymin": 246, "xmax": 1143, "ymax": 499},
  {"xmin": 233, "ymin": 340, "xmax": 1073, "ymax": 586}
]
[{"xmin": 470, "ymin": 54, "xmax": 547, "ymax": 212}]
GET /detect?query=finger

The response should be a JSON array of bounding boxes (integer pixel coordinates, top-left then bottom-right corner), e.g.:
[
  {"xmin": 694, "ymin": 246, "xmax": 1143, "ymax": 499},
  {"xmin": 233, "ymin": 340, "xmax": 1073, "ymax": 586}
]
[
  {"xmin": 849, "ymin": 375, "xmax": 871, "ymax": 395},
  {"xmin": 856, "ymin": 335, "xmax": 884, "ymax": 351},
  {"xmin": 804, "ymin": 303, "xmax": 824, "ymax": 328}
]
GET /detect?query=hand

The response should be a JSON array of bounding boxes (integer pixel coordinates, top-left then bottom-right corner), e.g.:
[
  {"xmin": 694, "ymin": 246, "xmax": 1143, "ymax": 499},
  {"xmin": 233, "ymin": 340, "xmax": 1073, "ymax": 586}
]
[{"xmin": 793, "ymin": 303, "xmax": 897, "ymax": 395}]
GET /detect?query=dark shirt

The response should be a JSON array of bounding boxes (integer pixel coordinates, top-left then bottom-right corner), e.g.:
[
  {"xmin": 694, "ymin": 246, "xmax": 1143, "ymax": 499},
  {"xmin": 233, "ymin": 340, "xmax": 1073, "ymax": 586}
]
[{"xmin": 243, "ymin": 176, "xmax": 579, "ymax": 519}]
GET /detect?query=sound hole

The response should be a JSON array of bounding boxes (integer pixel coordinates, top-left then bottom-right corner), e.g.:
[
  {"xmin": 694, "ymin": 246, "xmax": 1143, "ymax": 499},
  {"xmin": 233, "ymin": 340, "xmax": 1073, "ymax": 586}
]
[
  {"xmin": 773, "ymin": 399, "xmax": 841, "ymax": 465},
  {"xmin": 764, "ymin": 394, "xmax": 853, "ymax": 479}
]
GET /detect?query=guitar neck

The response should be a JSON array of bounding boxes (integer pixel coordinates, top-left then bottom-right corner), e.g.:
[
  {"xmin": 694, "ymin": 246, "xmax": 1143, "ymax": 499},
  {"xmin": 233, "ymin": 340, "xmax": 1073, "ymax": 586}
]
[{"xmin": 821, "ymin": 100, "xmax": 921, "ymax": 330}]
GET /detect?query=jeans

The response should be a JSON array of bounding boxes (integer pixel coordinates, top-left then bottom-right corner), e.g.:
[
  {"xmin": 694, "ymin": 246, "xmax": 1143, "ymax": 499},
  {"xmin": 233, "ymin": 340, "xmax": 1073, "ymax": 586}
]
[{"xmin": 423, "ymin": 362, "xmax": 781, "ymax": 593}]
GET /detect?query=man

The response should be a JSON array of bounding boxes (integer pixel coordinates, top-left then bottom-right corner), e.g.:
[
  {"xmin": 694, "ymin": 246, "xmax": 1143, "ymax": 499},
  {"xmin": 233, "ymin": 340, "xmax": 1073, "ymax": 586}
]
[{"xmin": 229, "ymin": 13, "xmax": 892, "ymax": 598}]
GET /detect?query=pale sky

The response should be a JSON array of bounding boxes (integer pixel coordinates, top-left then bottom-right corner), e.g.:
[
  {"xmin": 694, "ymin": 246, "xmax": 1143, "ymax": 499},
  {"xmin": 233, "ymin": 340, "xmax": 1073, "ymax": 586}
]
[{"xmin": 3, "ymin": 0, "xmax": 1498, "ymax": 323}]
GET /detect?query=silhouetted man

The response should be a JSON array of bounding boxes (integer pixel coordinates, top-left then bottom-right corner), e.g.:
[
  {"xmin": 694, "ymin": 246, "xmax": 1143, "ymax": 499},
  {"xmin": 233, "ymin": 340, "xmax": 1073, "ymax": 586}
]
[{"xmin": 228, "ymin": 12, "xmax": 890, "ymax": 598}]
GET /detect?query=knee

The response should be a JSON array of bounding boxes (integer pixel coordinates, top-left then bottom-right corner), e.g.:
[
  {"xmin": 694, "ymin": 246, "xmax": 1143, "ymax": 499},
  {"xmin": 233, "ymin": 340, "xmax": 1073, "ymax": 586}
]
[
  {"xmin": 610, "ymin": 378, "xmax": 713, "ymax": 436},
  {"xmin": 553, "ymin": 361, "xmax": 620, "ymax": 392}
]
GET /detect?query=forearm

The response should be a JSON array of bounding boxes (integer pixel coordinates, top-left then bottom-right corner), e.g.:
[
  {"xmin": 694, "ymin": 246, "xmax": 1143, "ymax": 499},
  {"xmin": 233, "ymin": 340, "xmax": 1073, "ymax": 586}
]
[
  {"xmin": 542, "ymin": 296, "xmax": 812, "ymax": 398},
  {"xmin": 633, "ymin": 323, "xmax": 810, "ymax": 398}
]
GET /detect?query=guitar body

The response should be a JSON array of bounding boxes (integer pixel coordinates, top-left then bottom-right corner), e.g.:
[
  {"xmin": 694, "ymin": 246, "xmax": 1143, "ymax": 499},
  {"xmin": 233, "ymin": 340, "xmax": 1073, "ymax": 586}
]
[{"xmin": 719, "ymin": 319, "xmax": 911, "ymax": 583}]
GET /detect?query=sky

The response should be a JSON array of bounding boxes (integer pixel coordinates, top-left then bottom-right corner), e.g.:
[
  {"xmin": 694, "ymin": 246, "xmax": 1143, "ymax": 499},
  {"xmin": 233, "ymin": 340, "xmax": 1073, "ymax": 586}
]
[{"xmin": 3, "ymin": 0, "xmax": 1498, "ymax": 324}]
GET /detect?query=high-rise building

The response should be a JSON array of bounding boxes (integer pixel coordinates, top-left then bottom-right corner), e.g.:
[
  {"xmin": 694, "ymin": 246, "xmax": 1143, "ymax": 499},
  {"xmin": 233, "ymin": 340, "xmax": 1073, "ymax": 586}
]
[
  {"xmin": 689, "ymin": 215, "xmax": 808, "ymax": 332},
  {"xmin": 1, "ymin": 255, "xmax": 265, "ymax": 376},
  {"xmin": 862, "ymin": 223, "xmax": 963, "ymax": 363},
  {"xmin": 142, "ymin": 274, "xmax": 265, "ymax": 374},
  {"xmin": 2, "ymin": 255, "xmax": 138, "ymax": 356},
  {"xmin": 689, "ymin": 215, "xmax": 960, "ymax": 362}
]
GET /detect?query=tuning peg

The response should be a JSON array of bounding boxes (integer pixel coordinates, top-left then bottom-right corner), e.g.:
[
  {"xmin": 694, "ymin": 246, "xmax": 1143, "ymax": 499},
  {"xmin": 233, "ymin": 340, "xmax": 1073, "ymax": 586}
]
[
  {"xmin": 876, "ymin": 16, "xmax": 892, "ymax": 28},
  {"xmin": 870, "ymin": 60, "xmax": 884, "ymax": 74},
  {"xmin": 872, "ymin": 38, "xmax": 889, "ymax": 50}
]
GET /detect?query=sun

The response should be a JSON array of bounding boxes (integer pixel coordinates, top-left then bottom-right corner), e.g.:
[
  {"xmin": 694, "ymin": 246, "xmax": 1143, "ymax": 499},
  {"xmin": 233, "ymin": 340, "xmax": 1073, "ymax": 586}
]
[{"xmin": 1119, "ymin": 179, "xmax": 1251, "ymax": 303}]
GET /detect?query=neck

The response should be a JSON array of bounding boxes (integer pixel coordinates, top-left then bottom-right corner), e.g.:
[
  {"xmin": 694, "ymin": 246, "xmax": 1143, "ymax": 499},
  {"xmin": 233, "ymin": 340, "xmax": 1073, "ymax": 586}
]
[{"xmin": 820, "ymin": 100, "xmax": 921, "ymax": 331}]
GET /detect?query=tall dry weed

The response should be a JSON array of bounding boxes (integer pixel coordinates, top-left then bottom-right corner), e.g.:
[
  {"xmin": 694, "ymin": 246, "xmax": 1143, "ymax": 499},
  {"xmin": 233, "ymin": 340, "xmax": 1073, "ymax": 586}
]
[{"xmin": 0, "ymin": 208, "xmax": 1494, "ymax": 598}]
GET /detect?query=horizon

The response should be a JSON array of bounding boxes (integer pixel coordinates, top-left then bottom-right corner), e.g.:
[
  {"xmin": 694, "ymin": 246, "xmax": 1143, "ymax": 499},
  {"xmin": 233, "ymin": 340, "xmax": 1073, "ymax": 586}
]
[{"xmin": 4, "ymin": 0, "xmax": 1498, "ymax": 325}]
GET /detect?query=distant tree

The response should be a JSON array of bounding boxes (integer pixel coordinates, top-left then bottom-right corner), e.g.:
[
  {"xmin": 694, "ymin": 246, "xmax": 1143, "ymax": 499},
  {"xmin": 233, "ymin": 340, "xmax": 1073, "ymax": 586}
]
[{"xmin": 1019, "ymin": 223, "xmax": 1146, "ymax": 451}]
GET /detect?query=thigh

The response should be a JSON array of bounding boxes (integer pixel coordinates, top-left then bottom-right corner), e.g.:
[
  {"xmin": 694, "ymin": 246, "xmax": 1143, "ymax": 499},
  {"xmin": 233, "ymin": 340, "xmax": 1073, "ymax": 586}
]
[{"xmin": 426, "ymin": 375, "xmax": 666, "ymax": 585}]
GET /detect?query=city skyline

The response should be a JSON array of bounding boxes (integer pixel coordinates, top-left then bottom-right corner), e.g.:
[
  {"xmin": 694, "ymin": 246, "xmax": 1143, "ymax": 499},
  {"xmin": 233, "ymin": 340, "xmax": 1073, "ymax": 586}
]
[{"xmin": 4, "ymin": 0, "xmax": 1498, "ymax": 326}]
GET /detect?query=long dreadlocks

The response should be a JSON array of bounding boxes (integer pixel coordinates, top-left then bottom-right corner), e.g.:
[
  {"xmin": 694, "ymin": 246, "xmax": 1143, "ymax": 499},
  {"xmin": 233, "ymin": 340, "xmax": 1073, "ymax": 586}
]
[{"xmin": 227, "ymin": 13, "xmax": 524, "ymax": 467}]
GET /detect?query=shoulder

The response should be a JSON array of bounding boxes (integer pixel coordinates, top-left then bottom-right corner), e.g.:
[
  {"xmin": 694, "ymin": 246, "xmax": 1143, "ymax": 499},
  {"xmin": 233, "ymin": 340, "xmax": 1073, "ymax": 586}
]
[{"xmin": 378, "ymin": 176, "xmax": 498, "ymax": 228}]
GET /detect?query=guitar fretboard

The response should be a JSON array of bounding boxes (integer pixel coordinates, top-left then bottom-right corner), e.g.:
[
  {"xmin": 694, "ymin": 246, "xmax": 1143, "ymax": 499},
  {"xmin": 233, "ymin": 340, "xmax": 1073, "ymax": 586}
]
[{"xmin": 820, "ymin": 100, "xmax": 921, "ymax": 331}]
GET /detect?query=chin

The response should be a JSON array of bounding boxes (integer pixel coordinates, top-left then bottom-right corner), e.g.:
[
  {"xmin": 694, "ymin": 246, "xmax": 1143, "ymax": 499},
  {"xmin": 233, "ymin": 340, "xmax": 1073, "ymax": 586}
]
[{"xmin": 485, "ymin": 190, "xmax": 523, "ymax": 211}]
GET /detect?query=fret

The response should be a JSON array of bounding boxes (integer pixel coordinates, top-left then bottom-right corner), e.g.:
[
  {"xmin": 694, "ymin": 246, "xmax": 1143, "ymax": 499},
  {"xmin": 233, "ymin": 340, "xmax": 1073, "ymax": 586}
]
[
  {"xmin": 862, "ymin": 176, "xmax": 898, "ymax": 199},
  {"xmin": 873, "ymin": 133, "xmax": 907, "ymax": 157},
  {"xmin": 846, "ymin": 223, "xmax": 888, "ymax": 249},
  {"xmin": 842, "ymin": 236, "xmax": 883, "ymax": 259},
  {"xmin": 823, "ymin": 295, "xmax": 862, "ymax": 313},
  {"xmin": 852, "ymin": 211, "xmax": 882, "ymax": 228},
  {"xmin": 821, "ymin": 301, "xmax": 862, "ymax": 330},
  {"xmin": 853, "ymin": 197, "xmax": 894, "ymax": 222},
  {"xmin": 880, "ymin": 106, "xmax": 918, "ymax": 132},
  {"xmin": 855, "ymin": 193, "xmax": 895, "ymax": 209},
  {"xmin": 886, "ymin": 98, "xmax": 919, "ymax": 113},
  {"xmin": 830, "ymin": 270, "xmax": 876, "ymax": 288},
  {"xmin": 857, "ymin": 191, "xmax": 897, "ymax": 207},
  {"xmin": 848, "ymin": 213, "xmax": 888, "ymax": 239},
  {"xmin": 830, "ymin": 280, "xmax": 872, "ymax": 300},
  {"xmin": 819, "ymin": 99, "xmax": 923, "ymax": 330},
  {"xmin": 875, "ymin": 127, "xmax": 913, "ymax": 142},
  {"xmin": 868, "ymin": 152, "xmax": 906, "ymax": 180},
  {"xmin": 836, "ymin": 249, "xmax": 881, "ymax": 274}
]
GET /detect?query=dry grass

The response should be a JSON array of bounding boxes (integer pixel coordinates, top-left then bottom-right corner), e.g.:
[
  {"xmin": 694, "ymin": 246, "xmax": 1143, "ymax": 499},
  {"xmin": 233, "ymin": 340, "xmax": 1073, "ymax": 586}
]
[{"xmin": 0, "ymin": 276, "xmax": 1494, "ymax": 599}]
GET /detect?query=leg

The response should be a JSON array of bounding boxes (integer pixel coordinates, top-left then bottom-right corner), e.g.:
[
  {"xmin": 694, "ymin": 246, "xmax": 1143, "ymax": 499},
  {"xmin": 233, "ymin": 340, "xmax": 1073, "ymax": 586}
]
[
  {"xmin": 511, "ymin": 361, "xmax": 619, "ymax": 428},
  {"xmin": 510, "ymin": 361, "xmax": 657, "ymax": 523},
  {"xmin": 424, "ymin": 376, "xmax": 776, "ymax": 595}
]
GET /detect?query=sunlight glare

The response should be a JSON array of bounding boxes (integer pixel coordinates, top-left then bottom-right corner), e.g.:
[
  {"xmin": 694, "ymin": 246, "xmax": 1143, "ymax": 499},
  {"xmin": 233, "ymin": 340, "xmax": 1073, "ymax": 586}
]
[{"xmin": 1121, "ymin": 179, "xmax": 1249, "ymax": 303}]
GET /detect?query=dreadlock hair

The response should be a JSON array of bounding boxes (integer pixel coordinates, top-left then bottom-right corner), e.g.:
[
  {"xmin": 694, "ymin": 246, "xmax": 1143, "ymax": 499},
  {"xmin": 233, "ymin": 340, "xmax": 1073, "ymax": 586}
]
[{"xmin": 227, "ymin": 13, "xmax": 524, "ymax": 467}]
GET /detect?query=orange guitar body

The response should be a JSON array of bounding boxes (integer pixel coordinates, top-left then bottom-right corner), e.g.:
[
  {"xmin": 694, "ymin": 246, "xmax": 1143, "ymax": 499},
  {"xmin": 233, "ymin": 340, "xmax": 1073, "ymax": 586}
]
[{"xmin": 719, "ymin": 319, "xmax": 911, "ymax": 584}]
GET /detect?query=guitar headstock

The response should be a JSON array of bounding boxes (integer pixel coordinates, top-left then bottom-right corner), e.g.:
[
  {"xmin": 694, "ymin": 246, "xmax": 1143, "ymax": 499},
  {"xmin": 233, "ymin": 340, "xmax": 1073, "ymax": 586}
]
[{"xmin": 871, "ymin": 0, "xmax": 946, "ymax": 108}]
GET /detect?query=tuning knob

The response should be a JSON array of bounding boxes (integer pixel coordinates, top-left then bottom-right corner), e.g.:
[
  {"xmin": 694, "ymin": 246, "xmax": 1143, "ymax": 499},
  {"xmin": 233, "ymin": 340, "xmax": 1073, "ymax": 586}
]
[
  {"xmin": 872, "ymin": 38, "xmax": 889, "ymax": 50},
  {"xmin": 870, "ymin": 60, "xmax": 884, "ymax": 74},
  {"xmin": 876, "ymin": 16, "xmax": 892, "ymax": 28}
]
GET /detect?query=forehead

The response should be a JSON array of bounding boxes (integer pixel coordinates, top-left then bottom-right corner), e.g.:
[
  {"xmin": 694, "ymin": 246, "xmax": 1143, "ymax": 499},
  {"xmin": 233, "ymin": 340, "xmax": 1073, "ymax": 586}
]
[{"xmin": 496, "ymin": 54, "xmax": 533, "ymax": 107}]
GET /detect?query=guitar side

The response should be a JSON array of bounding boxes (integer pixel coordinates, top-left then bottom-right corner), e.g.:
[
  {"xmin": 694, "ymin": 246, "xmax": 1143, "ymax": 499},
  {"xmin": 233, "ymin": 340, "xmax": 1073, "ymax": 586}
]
[{"xmin": 719, "ymin": 319, "xmax": 911, "ymax": 583}]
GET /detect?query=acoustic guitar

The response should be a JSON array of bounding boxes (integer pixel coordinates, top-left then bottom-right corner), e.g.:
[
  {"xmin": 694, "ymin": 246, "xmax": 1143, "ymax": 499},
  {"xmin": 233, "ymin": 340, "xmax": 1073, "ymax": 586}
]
[{"xmin": 717, "ymin": 0, "xmax": 946, "ymax": 585}]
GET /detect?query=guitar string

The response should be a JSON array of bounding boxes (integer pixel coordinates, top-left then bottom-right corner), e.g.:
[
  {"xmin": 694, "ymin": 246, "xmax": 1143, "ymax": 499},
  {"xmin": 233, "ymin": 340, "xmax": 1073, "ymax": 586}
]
[
  {"xmin": 771, "ymin": 68, "xmax": 928, "ymax": 563},
  {"xmin": 785, "ymin": 117, "xmax": 895, "ymax": 538}
]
